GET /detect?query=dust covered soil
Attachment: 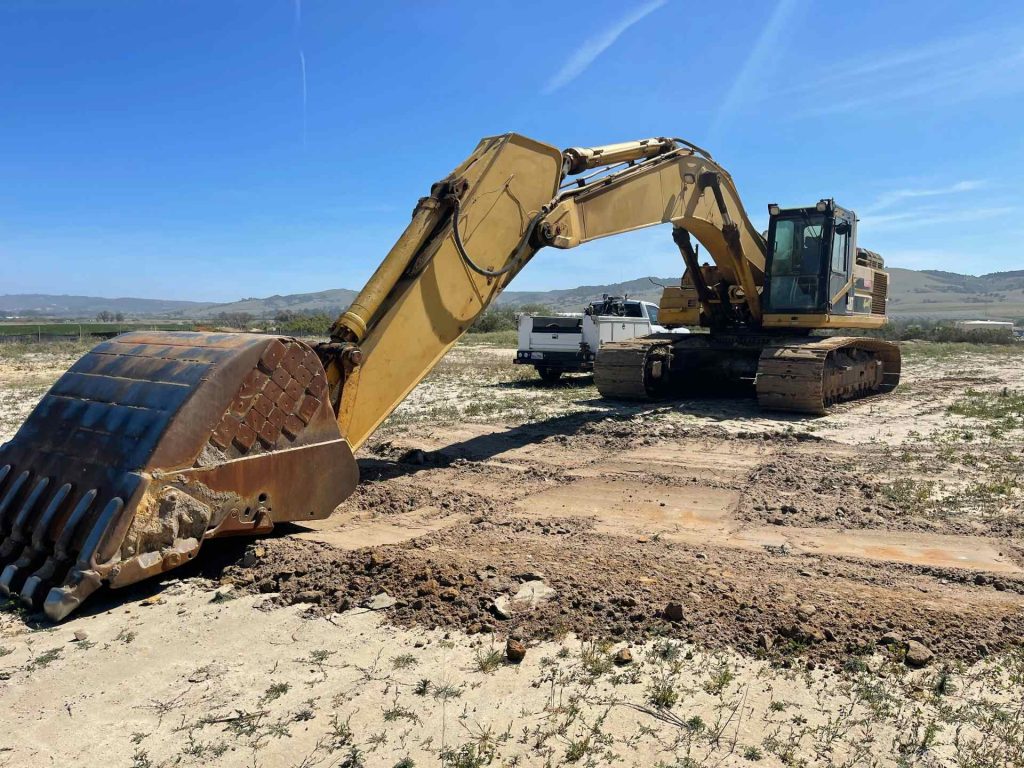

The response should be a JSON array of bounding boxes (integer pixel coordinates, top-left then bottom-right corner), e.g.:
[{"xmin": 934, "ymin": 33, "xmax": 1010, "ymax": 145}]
[
  {"xmin": 3, "ymin": 338, "xmax": 1024, "ymax": 767},
  {"xmin": 227, "ymin": 341, "xmax": 1024, "ymax": 668}
]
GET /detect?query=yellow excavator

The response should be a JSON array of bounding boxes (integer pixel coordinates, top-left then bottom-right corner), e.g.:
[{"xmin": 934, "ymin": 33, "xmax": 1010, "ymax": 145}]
[{"xmin": 0, "ymin": 134, "xmax": 900, "ymax": 620}]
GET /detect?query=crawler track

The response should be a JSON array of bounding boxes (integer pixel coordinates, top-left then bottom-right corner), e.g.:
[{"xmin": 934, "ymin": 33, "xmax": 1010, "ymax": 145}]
[
  {"xmin": 595, "ymin": 334, "xmax": 901, "ymax": 414},
  {"xmin": 591, "ymin": 337, "xmax": 673, "ymax": 400},
  {"xmin": 756, "ymin": 337, "xmax": 901, "ymax": 414}
]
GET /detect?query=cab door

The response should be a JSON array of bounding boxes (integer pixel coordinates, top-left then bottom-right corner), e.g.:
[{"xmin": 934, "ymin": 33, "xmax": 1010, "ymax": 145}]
[{"xmin": 828, "ymin": 219, "xmax": 852, "ymax": 314}]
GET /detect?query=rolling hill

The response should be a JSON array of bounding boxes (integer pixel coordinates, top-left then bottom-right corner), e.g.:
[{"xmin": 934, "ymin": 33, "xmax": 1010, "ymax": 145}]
[{"xmin": 4, "ymin": 269, "xmax": 1022, "ymax": 322}]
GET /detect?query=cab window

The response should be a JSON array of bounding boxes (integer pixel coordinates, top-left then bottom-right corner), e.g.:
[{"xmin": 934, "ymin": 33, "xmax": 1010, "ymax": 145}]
[
  {"xmin": 766, "ymin": 214, "xmax": 826, "ymax": 311},
  {"xmin": 645, "ymin": 304, "xmax": 659, "ymax": 324}
]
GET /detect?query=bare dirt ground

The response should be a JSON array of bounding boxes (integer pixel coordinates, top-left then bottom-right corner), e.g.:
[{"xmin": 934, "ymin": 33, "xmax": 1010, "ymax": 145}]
[{"xmin": 0, "ymin": 337, "xmax": 1022, "ymax": 767}]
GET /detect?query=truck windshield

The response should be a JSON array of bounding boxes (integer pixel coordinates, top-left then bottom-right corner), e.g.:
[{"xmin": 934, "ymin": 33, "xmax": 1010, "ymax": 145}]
[{"xmin": 767, "ymin": 214, "xmax": 825, "ymax": 311}]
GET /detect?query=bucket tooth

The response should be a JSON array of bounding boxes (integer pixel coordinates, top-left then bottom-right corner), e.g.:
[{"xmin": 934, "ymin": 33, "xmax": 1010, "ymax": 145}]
[
  {"xmin": 0, "ymin": 470, "xmax": 30, "ymax": 523},
  {"xmin": 2, "ymin": 331, "xmax": 359, "ymax": 620},
  {"xmin": 0, "ymin": 477, "xmax": 50, "ymax": 558},
  {"xmin": 0, "ymin": 483, "xmax": 72, "ymax": 596},
  {"xmin": 19, "ymin": 489, "xmax": 97, "ymax": 609},
  {"xmin": 45, "ymin": 497, "xmax": 124, "ymax": 621}
]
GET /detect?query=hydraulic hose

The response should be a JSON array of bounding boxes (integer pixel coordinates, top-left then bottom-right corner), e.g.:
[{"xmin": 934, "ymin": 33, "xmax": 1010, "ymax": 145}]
[{"xmin": 449, "ymin": 194, "xmax": 544, "ymax": 278}]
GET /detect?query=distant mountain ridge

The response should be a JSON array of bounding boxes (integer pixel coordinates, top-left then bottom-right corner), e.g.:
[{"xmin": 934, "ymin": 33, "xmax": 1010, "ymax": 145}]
[
  {"xmin": 3, "ymin": 268, "xmax": 1022, "ymax": 321},
  {"xmin": 0, "ymin": 293, "xmax": 211, "ymax": 317}
]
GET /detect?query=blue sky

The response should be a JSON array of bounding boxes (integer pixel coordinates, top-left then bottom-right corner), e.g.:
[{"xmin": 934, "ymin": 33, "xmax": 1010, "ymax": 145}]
[{"xmin": 2, "ymin": 0, "xmax": 1022, "ymax": 301}]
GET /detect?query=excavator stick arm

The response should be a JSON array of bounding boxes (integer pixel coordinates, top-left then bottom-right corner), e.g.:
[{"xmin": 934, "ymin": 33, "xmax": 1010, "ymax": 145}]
[{"xmin": 537, "ymin": 146, "xmax": 767, "ymax": 324}]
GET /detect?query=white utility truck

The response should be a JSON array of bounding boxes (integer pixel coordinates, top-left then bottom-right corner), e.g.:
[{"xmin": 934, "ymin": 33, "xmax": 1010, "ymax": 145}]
[{"xmin": 514, "ymin": 296, "xmax": 682, "ymax": 382}]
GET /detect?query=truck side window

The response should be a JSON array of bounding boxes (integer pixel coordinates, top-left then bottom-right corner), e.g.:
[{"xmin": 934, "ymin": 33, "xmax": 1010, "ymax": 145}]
[
  {"xmin": 624, "ymin": 303, "xmax": 644, "ymax": 318},
  {"xmin": 645, "ymin": 304, "xmax": 659, "ymax": 324}
]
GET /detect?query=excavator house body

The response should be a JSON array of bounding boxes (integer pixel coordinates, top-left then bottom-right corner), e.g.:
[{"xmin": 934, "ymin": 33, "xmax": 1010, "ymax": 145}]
[{"xmin": 0, "ymin": 332, "xmax": 357, "ymax": 620}]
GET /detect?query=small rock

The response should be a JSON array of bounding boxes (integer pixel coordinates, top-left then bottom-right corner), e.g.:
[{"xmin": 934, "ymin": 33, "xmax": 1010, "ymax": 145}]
[
  {"xmin": 786, "ymin": 622, "xmax": 826, "ymax": 644},
  {"xmin": 905, "ymin": 640, "xmax": 934, "ymax": 668},
  {"xmin": 491, "ymin": 596, "xmax": 513, "ymax": 620},
  {"xmin": 664, "ymin": 602, "xmax": 685, "ymax": 622},
  {"xmin": 439, "ymin": 587, "xmax": 460, "ymax": 602},
  {"xmin": 694, "ymin": 552, "xmax": 708, "ymax": 561},
  {"xmin": 72, "ymin": 630, "xmax": 89, "ymax": 643},
  {"xmin": 210, "ymin": 585, "xmax": 235, "ymax": 603},
  {"xmin": 506, "ymin": 638, "xmax": 527, "ymax": 664},
  {"xmin": 769, "ymin": 516, "xmax": 786, "ymax": 526},
  {"xmin": 417, "ymin": 579, "xmax": 439, "ymax": 596},
  {"xmin": 613, "ymin": 648, "xmax": 634, "ymax": 666},
  {"xmin": 796, "ymin": 603, "xmax": 817, "ymax": 620},
  {"xmin": 514, "ymin": 571, "xmax": 545, "ymax": 583},
  {"xmin": 756, "ymin": 633, "xmax": 773, "ymax": 652},
  {"xmin": 879, "ymin": 631, "xmax": 903, "ymax": 646},
  {"xmin": 364, "ymin": 592, "xmax": 397, "ymax": 611},
  {"xmin": 512, "ymin": 580, "xmax": 556, "ymax": 607},
  {"xmin": 141, "ymin": 595, "xmax": 164, "ymax": 607}
]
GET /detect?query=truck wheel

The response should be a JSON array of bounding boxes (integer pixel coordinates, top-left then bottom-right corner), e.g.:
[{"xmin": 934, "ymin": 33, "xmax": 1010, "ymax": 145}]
[{"xmin": 538, "ymin": 367, "xmax": 562, "ymax": 383}]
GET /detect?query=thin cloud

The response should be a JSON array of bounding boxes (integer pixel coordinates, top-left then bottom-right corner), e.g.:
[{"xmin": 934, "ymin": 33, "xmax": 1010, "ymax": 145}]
[
  {"xmin": 861, "ymin": 205, "xmax": 1013, "ymax": 231},
  {"xmin": 299, "ymin": 49, "xmax": 307, "ymax": 146},
  {"xmin": 775, "ymin": 27, "xmax": 1024, "ymax": 118},
  {"xmin": 863, "ymin": 180, "xmax": 986, "ymax": 214},
  {"xmin": 708, "ymin": 0, "xmax": 802, "ymax": 140},
  {"xmin": 542, "ymin": 0, "xmax": 667, "ymax": 94}
]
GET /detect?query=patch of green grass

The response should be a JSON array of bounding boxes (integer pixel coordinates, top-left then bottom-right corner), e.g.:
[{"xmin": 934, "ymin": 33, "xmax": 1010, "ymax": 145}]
[
  {"xmin": 432, "ymin": 681, "xmax": 463, "ymax": 702},
  {"xmin": 116, "ymin": 628, "xmax": 138, "ymax": 644},
  {"xmin": 382, "ymin": 701, "xmax": 420, "ymax": 725},
  {"xmin": 459, "ymin": 329, "xmax": 518, "ymax": 348},
  {"xmin": 474, "ymin": 647, "xmax": 504, "ymax": 673},
  {"xmin": 439, "ymin": 742, "xmax": 495, "ymax": 768},
  {"xmin": 948, "ymin": 388, "xmax": 1024, "ymax": 431},
  {"xmin": 261, "ymin": 681, "xmax": 290, "ymax": 702},
  {"xmin": 703, "ymin": 662, "xmax": 736, "ymax": 695},
  {"xmin": 391, "ymin": 653, "xmax": 418, "ymax": 670},
  {"xmin": 28, "ymin": 647, "xmax": 62, "ymax": 671},
  {"xmin": 646, "ymin": 676, "xmax": 679, "ymax": 709},
  {"xmin": 880, "ymin": 477, "xmax": 935, "ymax": 513}
]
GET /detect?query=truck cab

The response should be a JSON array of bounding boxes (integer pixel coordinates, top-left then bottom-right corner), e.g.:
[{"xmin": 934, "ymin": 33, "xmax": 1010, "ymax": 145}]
[{"xmin": 515, "ymin": 298, "xmax": 673, "ymax": 382}]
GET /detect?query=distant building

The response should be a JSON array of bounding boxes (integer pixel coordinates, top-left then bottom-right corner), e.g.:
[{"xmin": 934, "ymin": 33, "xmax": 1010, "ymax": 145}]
[{"xmin": 955, "ymin": 320, "xmax": 1014, "ymax": 330}]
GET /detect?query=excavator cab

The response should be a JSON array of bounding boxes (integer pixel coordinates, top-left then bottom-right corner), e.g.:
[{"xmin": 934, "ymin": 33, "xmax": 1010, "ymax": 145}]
[
  {"xmin": 764, "ymin": 200, "xmax": 843, "ymax": 314},
  {"xmin": 761, "ymin": 200, "xmax": 883, "ymax": 329}
]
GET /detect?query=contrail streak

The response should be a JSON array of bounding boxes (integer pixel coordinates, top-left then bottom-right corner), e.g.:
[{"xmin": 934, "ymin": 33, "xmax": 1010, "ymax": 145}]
[{"xmin": 299, "ymin": 49, "xmax": 307, "ymax": 146}]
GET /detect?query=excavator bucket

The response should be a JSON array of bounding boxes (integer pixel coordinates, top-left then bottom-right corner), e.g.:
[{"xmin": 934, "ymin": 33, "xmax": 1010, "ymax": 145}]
[{"xmin": 0, "ymin": 331, "xmax": 358, "ymax": 621}]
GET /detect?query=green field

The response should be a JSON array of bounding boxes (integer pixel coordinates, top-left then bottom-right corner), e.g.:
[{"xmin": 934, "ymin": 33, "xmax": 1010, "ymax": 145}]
[{"xmin": 0, "ymin": 322, "xmax": 195, "ymax": 340}]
